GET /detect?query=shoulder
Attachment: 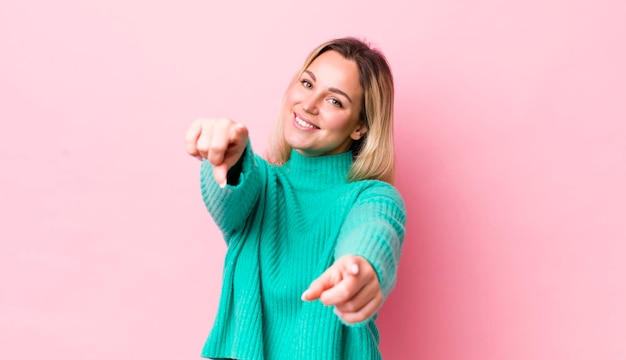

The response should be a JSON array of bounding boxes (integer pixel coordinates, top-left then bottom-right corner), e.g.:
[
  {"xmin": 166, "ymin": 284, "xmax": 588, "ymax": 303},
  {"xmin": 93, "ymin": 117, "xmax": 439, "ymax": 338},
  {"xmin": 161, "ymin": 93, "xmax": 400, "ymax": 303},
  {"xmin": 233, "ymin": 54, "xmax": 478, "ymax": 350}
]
[
  {"xmin": 351, "ymin": 180, "xmax": 406, "ymax": 212},
  {"xmin": 353, "ymin": 180, "xmax": 404, "ymax": 200}
]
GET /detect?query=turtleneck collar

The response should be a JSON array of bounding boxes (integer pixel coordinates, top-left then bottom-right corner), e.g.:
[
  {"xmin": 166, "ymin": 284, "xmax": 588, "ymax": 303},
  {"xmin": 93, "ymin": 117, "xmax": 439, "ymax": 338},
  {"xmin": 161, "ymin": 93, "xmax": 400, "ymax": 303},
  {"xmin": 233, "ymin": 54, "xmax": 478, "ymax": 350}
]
[{"xmin": 283, "ymin": 149, "xmax": 353, "ymax": 187}]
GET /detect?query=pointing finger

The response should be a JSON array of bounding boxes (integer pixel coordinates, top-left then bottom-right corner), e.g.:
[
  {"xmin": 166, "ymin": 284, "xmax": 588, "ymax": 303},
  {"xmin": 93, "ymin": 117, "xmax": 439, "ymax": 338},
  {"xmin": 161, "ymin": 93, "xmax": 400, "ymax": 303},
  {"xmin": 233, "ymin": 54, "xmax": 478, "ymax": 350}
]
[{"xmin": 302, "ymin": 266, "xmax": 342, "ymax": 301}]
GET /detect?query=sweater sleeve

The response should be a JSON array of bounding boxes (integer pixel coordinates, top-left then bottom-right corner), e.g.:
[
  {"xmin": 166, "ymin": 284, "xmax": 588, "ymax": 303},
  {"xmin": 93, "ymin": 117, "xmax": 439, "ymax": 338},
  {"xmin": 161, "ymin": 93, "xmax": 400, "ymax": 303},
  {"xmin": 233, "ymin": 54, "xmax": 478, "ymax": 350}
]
[
  {"xmin": 200, "ymin": 143, "xmax": 264, "ymax": 238},
  {"xmin": 334, "ymin": 183, "xmax": 407, "ymax": 299}
]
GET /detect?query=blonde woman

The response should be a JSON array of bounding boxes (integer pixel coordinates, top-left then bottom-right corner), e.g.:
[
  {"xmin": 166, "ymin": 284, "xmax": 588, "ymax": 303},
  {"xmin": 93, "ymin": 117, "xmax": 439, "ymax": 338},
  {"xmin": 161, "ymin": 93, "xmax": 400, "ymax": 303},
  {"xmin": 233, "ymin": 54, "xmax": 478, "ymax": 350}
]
[{"xmin": 185, "ymin": 37, "xmax": 406, "ymax": 360}]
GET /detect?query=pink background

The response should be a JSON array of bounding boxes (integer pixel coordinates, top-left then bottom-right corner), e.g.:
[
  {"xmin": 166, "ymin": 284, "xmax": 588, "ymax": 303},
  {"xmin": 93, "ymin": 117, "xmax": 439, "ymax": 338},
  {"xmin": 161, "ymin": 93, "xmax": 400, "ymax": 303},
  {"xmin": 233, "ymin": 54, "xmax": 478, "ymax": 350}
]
[{"xmin": 1, "ymin": 0, "xmax": 625, "ymax": 359}]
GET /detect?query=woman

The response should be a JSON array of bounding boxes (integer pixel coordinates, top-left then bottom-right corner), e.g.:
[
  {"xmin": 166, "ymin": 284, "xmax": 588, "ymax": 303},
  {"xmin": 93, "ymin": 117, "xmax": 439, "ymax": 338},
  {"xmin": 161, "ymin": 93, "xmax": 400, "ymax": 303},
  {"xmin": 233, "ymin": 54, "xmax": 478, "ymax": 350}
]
[{"xmin": 185, "ymin": 37, "xmax": 406, "ymax": 360}]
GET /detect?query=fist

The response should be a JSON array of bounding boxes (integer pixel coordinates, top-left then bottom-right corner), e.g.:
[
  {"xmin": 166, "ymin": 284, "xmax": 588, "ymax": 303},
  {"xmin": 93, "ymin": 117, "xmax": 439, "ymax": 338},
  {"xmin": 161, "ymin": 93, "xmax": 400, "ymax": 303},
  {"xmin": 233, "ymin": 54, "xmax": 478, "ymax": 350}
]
[{"xmin": 185, "ymin": 118, "xmax": 249, "ymax": 187}]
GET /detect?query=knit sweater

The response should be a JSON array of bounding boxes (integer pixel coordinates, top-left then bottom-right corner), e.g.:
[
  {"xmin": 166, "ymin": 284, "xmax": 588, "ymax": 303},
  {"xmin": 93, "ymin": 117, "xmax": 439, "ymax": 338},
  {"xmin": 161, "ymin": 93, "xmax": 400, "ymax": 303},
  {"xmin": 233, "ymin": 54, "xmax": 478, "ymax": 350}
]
[{"xmin": 199, "ymin": 144, "xmax": 406, "ymax": 360}]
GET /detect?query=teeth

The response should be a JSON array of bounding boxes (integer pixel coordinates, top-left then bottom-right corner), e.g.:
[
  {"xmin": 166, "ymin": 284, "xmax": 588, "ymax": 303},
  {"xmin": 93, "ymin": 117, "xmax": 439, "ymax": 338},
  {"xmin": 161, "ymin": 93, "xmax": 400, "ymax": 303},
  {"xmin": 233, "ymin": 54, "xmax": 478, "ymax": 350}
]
[{"xmin": 296, "ymin": 116, "xmax": 316, "ymax": 129}]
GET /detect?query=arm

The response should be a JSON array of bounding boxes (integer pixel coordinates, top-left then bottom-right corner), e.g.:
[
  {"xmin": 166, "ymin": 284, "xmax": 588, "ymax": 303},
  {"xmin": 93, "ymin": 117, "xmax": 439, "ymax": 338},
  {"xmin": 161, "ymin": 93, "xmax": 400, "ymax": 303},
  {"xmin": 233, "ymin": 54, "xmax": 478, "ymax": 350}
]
[
  {"xmin": 302, "ymin": 183, "xmax": 406, "ymax": 324},
  {"xmin": 200, "ymin": 144, "xmax": 263, "ymax": 236},
  {"xmin": 185, "ymin": 118, "xmax": 263, "ymax": 237},
  {"xmin": 335, "ymin": 183, "xmax": 406, "ymax": 298}
]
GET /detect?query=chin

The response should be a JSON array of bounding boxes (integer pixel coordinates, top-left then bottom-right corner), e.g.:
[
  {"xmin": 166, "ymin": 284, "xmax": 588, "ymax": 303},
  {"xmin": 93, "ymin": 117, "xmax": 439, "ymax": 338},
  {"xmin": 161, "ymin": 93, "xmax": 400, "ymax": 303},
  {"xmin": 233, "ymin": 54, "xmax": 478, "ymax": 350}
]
[{"xmin": 284, "ymin": 131, "xmax": 309, "ymax": 151}]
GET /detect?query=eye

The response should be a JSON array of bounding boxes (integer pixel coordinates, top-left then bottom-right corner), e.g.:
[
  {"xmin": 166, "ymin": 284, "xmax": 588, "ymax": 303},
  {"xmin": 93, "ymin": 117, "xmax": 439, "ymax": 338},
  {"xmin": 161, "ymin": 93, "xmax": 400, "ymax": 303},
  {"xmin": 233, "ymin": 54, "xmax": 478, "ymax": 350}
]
[
  {"xmin": 329, "ymin": 98, "xmax": 343, "ymax": 108},
  {"xmin": 300, "ymin": 79, "xmax": 313, "ymax": 89}
]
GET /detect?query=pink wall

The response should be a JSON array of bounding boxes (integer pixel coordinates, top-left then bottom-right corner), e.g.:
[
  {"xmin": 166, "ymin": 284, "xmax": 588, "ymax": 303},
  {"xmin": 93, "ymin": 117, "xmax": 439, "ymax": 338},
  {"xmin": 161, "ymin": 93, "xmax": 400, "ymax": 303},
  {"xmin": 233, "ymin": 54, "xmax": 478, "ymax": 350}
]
[{"xmin": 1, "ymin": 0, "xmax": 624, "ymax": 359}]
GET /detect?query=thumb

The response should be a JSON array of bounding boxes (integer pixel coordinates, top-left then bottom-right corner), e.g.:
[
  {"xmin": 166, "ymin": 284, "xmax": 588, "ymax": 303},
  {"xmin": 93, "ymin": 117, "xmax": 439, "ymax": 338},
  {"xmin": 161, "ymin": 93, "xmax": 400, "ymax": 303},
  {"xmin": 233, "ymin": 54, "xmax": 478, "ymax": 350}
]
[
  {"xmin": 231, "ymin": 121, "xmax": 247, "ymax": 139},
  {"xmin": 228, "ymin": 122, "xmax": 248, "ymax": 153}
]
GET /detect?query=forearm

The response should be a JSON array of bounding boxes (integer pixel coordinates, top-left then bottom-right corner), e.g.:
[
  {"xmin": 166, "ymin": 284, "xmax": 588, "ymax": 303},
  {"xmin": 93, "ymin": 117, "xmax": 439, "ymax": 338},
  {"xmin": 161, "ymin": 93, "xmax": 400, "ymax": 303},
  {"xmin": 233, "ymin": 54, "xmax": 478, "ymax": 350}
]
[
  {"xmin": 335, "ymin": 184, "xmax": 407, "ymax": 299},
  {"xmin": 200, "ymin": 143, "xmax": 263, "ymax": 237}
]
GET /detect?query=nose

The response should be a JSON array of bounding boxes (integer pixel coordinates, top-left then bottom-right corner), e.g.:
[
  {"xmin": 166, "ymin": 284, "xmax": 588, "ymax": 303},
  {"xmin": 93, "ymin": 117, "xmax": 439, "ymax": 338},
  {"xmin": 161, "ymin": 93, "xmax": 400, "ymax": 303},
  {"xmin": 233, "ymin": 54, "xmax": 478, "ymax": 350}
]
[{"xmin": 301, "ymin": 92, "xmax": 320, "ymax": 115}]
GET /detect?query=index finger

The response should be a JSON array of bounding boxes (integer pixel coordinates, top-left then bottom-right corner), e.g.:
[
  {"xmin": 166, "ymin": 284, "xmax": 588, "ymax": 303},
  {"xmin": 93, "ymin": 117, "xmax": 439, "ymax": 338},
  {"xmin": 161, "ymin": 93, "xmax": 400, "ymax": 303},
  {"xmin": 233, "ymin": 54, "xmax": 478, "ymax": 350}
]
[{"xmin": 301, "ymin": 267, "xmax": 342, "ymax": 301}]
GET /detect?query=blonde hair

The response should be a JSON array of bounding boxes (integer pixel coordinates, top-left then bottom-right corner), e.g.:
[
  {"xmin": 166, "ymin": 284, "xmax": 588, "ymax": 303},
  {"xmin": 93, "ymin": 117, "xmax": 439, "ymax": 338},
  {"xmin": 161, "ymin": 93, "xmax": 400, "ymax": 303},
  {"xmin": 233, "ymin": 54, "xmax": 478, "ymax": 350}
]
[{"xmin": 267, "ymin": 37, "xmax": 396, "ymax": 184}]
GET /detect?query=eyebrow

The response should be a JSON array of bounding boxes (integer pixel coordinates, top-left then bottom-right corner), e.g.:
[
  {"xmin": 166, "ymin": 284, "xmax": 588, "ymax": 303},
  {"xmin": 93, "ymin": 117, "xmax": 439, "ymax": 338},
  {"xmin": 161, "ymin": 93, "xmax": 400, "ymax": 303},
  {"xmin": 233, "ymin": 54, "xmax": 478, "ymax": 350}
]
[{"xmin": 304, "ymin": 70, "xmax": 353, "ymax": 104}]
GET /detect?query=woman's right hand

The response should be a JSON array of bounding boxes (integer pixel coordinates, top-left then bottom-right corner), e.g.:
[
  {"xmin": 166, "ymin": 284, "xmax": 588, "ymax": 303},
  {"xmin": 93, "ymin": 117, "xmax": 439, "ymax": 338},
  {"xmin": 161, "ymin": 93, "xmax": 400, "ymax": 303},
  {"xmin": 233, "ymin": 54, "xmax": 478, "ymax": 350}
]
[{"xmin": 185, "ymin": 118, "xmax": 249, "ymax": 187}]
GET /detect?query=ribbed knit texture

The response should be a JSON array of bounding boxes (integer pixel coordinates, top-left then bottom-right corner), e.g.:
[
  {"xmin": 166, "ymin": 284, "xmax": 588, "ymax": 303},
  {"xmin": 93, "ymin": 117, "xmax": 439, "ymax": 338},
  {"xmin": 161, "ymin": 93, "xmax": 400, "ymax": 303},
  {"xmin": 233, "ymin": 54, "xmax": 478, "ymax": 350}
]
[{"xmin": 199, "ymin": 144, "xmax": 406, "ymax": 360}]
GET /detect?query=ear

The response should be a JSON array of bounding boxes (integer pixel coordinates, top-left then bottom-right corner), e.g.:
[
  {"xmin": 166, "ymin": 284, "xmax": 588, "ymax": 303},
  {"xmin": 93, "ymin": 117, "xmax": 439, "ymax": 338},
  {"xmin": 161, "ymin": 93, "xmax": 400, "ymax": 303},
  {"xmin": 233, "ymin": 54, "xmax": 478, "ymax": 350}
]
[{"xmin": 350, "ymin": 122, "xmax": 369, "ymax": 141}]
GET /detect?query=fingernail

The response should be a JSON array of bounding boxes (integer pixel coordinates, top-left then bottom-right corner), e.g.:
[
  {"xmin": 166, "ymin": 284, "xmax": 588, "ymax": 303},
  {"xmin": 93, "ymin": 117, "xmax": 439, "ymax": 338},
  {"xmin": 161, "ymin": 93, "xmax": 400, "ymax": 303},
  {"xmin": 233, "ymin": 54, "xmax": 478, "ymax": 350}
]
[
  {"xmin": 334, "ymin": 308, "xmax": 343, "ymax": 316},
  {"xmin": 301, "ymin": 290, "xmax": 309, "ymax": 301},
  {"xmin": 219, "ymin": 180, "xmax": 226, "ymax": 189},
  {"xmin": 350, "ymin": 264, "xmax": 359, "ymax": 275}
]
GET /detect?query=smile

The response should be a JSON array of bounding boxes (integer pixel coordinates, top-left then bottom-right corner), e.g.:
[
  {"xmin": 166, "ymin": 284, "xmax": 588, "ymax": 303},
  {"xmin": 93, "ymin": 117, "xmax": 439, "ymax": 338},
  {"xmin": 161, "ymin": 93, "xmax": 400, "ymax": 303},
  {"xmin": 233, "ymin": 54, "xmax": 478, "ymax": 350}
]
[{"xmin": 294, "ymin": 114, "xmax": 320, "ymax": 130}]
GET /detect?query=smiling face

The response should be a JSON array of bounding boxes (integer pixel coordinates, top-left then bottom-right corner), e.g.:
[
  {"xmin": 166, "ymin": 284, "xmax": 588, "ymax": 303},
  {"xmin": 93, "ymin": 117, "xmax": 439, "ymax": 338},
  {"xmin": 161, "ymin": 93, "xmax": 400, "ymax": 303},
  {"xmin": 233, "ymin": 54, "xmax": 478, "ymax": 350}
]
[{"xmin": 282, "ymin": 50, "xmax": 367, "ymax": 157}]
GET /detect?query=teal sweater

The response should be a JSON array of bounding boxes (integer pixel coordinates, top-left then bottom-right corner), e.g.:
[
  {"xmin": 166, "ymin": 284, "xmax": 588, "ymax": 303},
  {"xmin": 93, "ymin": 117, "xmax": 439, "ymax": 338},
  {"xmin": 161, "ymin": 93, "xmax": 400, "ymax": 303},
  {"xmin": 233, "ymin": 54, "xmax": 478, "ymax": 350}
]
[{"xmin": 199, "ymin": 144, "xmax": 406, "ymax": 360}]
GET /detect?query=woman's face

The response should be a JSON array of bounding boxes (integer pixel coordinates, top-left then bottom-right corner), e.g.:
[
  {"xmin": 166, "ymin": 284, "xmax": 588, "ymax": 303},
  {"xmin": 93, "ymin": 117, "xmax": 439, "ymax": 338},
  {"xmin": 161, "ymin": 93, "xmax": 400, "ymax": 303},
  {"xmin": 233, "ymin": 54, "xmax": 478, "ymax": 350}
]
[{"xmin": 282, "ymin": 50, "xmax": 367, "ymax": 157}]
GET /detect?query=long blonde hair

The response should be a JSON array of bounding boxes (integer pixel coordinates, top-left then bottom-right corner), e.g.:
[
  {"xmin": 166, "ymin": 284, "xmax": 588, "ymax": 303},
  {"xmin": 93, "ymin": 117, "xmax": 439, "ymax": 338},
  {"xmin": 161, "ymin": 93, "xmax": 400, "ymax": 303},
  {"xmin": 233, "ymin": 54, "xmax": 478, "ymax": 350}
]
[{"xmin": 267, "ymin": 37, "xmax": 396, "ymax": 184}]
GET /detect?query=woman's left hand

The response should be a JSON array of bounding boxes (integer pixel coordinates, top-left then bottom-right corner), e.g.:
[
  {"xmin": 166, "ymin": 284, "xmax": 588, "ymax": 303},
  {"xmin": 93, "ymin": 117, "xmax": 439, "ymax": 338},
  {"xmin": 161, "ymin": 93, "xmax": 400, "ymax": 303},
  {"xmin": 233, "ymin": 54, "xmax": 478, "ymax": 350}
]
[{"xmin": 301, "ymin": 255, "xmax": 382, "ymax": 324}]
